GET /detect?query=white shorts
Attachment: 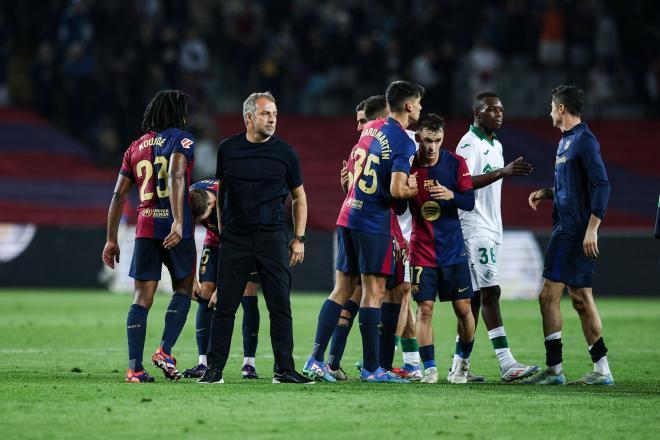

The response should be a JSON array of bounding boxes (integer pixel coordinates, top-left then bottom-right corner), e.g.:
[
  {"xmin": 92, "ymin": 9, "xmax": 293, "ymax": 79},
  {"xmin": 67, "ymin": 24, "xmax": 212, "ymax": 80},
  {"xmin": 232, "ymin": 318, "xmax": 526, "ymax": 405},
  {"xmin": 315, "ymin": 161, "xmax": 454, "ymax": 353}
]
[{"xmin": 464, "ymin": 237, "xmax": 499, "ymax": 291}]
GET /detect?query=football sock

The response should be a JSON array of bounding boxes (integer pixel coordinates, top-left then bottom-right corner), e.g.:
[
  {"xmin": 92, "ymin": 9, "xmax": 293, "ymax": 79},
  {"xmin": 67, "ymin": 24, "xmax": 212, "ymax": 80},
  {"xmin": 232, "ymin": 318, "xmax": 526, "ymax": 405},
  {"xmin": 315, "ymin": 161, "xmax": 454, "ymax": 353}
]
[
  {"xmin": 195, "ymin": 299, "xmax": 211, "ymax": 357},
  {"xmin": 160, "ymin": 293, "xmax": 191, "ymax": 354},
  {"xmin": 198, "ymin": 355, "xmax": 207, "ymax": 366},
  {"xmin": 419, "ymin": 344, "xmax": 436, "ymax": 369},
  {"xmin": 241, "ymin": 296, "xmax": 259, "ymax": 358},
  {"xmin": 394, "ymin": 335, "xmax": 401, "ymax": 349},
  {"xmin": 379, "ymin": 302, "xmax": 400, "ymax": 371},
  {"xmin": 328, "ymin": 299, "xmax": 359, "ymax": 370},
  {"xmin": 312, "ymin": 299, "xmax": 343, "ymax": 362},
  {"xmin": 451, "ymin": 335, "xmax": 460, "ymax": 372},
  {"xmin": 589, "ymin": 337, "xmax": 610, "ymax": 375},
  {"xmin": 544, "ymin": 331, "xmax": 563, "ymax": 373},
  {"xmin": 127, "ymin": 303, "xmax": 148, "ymax": 371},
  {"xmin": 488, "ymin": 326, "xmax": 516, "ymax": 370},
  {"xmin": 458, "ymin": 339, "xmax": 474, "ymax": 360},
  {"xmin": 401, "ymin": 338, "xmax": 420, "ymax": 366},
  {"xmin": 359, "ymin": 307, "xmax": 381, "ymax": 372},
  {"xmin": 243, "ymin": 357, "xmax": 255, "ymax": 367}
]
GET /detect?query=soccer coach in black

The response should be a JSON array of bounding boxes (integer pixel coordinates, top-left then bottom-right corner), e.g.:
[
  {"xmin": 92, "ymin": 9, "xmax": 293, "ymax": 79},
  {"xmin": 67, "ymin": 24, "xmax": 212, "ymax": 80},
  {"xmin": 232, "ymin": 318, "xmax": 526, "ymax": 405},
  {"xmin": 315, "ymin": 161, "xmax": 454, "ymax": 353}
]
[{"xmin": 198, "ymin": 92, "xmax": 313, "ymax": 384}]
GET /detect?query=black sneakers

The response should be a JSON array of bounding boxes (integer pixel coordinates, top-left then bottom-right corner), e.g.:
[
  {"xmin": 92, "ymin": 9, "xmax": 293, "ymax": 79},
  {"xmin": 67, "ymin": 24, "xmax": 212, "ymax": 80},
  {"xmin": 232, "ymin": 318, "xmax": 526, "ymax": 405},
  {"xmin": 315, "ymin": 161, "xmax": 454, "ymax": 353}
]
[
  {"xmin": 272, "ymin": 370, "xmax": 315, "ymax": 384},
  {"xmin": 197, "ymin": 367, "xmax": 224, "ymax": 384}
]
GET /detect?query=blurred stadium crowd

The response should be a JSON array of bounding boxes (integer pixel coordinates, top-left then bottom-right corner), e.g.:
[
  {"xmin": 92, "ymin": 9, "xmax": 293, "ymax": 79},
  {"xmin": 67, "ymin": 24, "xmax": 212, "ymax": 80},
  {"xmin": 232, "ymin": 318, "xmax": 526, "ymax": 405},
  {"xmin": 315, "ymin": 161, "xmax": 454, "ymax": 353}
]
[{"xmin": 1, "ymin": 0, "xmax": 659, "ymax": 170}]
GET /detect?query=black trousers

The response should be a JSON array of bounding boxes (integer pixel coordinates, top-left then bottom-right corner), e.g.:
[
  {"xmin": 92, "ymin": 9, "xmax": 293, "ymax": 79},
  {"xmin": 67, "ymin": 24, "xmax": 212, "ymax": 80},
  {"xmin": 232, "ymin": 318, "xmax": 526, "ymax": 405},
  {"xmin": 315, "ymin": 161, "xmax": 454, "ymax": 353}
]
[{"xmin": 207, "ymin": 229, "xmax": 295, "ymax": 373}]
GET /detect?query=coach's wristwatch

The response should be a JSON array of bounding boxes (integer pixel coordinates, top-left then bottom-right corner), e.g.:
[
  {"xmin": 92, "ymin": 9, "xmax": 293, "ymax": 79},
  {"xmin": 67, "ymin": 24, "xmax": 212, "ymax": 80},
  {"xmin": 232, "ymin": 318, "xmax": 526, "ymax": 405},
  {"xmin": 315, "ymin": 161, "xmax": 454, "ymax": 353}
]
[{"xmin": 293, "ymin": 235, "xmax": 306, "ymax": 244}]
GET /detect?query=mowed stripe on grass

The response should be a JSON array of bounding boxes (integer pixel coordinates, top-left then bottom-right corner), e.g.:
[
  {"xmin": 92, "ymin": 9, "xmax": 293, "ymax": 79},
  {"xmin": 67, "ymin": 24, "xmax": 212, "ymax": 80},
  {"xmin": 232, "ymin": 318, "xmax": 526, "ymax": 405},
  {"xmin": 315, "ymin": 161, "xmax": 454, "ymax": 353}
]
[{"xmin": 0, "ymin": 290, "xmax": 659, "ymax": 440}]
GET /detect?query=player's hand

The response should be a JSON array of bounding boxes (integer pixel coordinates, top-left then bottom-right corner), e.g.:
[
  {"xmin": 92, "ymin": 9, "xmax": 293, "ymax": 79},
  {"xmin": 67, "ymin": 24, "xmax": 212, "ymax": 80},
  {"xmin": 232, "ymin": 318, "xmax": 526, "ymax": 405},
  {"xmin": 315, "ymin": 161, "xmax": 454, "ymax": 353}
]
[
  {"xmin": 163, "ymin": 221, "xmax": 183, "ymax": 249},
  {"xmin": 528, "ymin": 188, "xmax": 548, "ymax": 211},
  {"xmin": 208, "ymin": 291, "xmax": 217, "ymax": 309},
  {"xmin": 583, "ymin": 228, "xmax": 599, "ymax": 258},
  {"xmin": 289, "ymin": 239, "xmax": 305, "ymax": 267},
  {"xmin": 102, "ymin": 241, "xmax": 120, "ymax": 269},
  {"xmin": 340, "ymin": 160, "xmax": 349, "ymax": 188},
  {"xmin": 192, "ymin": 279, "xmax": 202, "ymax": 301},
  {"xmin": 407, "ymin": 172, "xmax": 418, "ymax": 195},
  {"xmin": 429, "ymin": 182, "xmax": 454, "ymax": 201},
  {"xmin": 393, "ymin": 238, "xmax": 402, "ymax": 261},
  {"xmin": 502, "ymin": 157, "xmax": 533, "ymax": 177}
]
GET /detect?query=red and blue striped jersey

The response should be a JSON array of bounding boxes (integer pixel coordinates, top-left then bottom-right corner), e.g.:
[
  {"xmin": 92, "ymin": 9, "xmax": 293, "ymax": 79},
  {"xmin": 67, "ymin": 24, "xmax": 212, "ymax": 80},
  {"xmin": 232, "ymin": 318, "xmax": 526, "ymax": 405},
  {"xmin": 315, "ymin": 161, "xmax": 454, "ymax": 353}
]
[
  {"xmin": 120, "ymin": 127, "xmax": 195, "ymax": 240},
  {"xmin": 337, "ymin": 117, "xmax": 416, "ymax": 236},
  {"xmin": 190, "ymin": 179, "xmax": 220, "ymax": 247},
  {"xmin": 409, "ymin": 150, "xmax": 474, "ymax": 267}
]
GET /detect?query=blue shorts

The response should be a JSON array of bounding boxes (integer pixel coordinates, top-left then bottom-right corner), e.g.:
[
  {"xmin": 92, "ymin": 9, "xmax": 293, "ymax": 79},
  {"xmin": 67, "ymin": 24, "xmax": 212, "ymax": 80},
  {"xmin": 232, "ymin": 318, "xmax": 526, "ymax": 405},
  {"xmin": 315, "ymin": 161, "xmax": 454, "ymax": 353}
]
[
  {"xmin": 129, "ymin": 238, "xmax": 196, "ymax": 282},
  {"xmin": 336, "ymin": 226, "xmax": 393, "ymax": 276},
  {"xmin": 199, "ymin": 245, "xmax": 260, "ymax": 285},
  {"xmin": 410, "ymin": 262, "xmax": 474, "ymax": 302},
  {"xmin": 543, "ymin": 233, "xmax": 594, "ymax": 288}
]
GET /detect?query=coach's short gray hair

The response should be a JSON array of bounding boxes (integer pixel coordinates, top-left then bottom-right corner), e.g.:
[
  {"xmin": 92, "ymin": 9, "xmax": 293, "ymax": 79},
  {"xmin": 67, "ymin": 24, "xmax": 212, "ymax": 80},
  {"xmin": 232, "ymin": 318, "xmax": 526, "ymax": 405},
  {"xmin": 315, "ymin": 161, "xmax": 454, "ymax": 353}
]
[{"xmin": 243, "ymin": 92, "xmax": 276, "ymax": 124}]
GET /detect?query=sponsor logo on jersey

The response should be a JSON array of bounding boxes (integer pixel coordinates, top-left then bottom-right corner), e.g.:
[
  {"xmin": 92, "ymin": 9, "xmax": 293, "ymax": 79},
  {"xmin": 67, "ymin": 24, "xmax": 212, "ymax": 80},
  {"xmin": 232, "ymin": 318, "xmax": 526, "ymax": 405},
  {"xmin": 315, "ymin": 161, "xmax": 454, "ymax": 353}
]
[
  {"xmin": 421, "ymin": 201, "xmax": 441, "ymax": 221},
  {"xmin": 181, "ymin": 138, "xmax": 193, "ymax": 149},
  {"xmin": 142, "ymin": 208, "xmax": 153, "ymax": 217},
  {"xmin": 153, "ymin": 208, "xmax": 170, "ymax": 218}
]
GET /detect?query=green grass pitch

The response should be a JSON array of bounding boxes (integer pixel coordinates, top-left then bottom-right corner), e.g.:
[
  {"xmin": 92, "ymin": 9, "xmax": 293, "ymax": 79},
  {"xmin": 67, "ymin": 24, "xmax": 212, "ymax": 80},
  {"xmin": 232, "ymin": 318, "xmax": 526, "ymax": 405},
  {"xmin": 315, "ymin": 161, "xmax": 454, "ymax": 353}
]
[{"xmin": 1, "ymin": 290, "xmax": 659, "ymax": 439}]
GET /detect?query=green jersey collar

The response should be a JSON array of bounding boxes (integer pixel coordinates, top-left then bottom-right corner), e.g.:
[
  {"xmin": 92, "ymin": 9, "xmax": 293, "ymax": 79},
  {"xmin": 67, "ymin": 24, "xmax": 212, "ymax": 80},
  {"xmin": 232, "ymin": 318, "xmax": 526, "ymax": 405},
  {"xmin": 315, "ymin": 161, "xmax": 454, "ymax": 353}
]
[{"xmin": 469, "ymin": 124, "xmax": 497, "ymax": 146}]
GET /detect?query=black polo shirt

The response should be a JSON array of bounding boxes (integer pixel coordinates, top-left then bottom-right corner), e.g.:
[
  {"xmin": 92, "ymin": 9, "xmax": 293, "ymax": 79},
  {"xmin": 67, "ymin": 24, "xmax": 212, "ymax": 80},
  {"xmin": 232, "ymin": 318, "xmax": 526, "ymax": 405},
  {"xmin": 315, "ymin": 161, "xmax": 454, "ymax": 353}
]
[{"xmin": 215, "ymin": 133, "xmax": 303, "ymax": 235}]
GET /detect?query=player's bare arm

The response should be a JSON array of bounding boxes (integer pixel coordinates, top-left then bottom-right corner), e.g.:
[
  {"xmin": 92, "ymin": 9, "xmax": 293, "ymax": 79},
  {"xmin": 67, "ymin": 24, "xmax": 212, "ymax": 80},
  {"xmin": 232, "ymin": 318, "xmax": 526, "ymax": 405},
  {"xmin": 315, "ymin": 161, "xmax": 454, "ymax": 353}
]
[
  {"xmin": 340, "ymin": 160, "xmax": 349, "ymax": 194},
  {"xmin": 528, "ymin": 187, "xmax": 554, "ymax": 210},
  {"xmin": 583, "ymin": 214, "xmax": 601, "ymax": 258},
  {"xmin": 289, "ymin": 184, "xmax": 307, "ymax": 267},
  {"xmin": 102, "ymin": 174, "xmax": 133, "ymax": 269},
  {"xmin": 391, "ymin": 171, "xmax": 418, "ymax": 199},
  {"xmin": 163, "ymin": 152, "xmax": 187, "ymax": 249},
  {"xmin": 472, "ymin": 157, "xmax": 533, "ymax": 189}
]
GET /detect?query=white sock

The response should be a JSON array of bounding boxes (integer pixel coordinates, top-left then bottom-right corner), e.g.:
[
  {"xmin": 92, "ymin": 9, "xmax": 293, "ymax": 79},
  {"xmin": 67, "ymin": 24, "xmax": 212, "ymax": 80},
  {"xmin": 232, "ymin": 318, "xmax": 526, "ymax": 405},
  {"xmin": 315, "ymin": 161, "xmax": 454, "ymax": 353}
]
[
  {"xmin": 495, "ymin": 348, "xmax": 516, "ymax": 370},
  {"xmin": 545, "ymin": 331, "xmax": 561, "ymax": 341},
  {"xmin": 243, "ymin": 357, "xmax": 255, "ymax": 367},
  {"xmin": 548, "ymin": 363, "xmax": 563, "ymax": 374},
  {"xmin": 403, "ymin": 351, "xmax": 420, "ymax": 366},
  {"xmin": 450, "ymin": 336, "xmax": 460, "ymax": 372},
  {"xmin": 594, "ymin": 356, "xmax": 611, "ymax": 376},
  {"xmin": 488, "ymin": 326, "xmax": 517, "ymax": 370},
  {"xmin": 199, "ymin": 355, "xmax": 207, "ymax": 366}
]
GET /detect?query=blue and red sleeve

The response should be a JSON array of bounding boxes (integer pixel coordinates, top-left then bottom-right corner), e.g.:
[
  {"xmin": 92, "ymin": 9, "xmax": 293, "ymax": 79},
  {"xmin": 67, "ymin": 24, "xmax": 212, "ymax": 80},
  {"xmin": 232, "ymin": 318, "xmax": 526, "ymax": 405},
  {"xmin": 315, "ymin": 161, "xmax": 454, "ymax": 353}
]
[
  {"xmin": 450, "ymin": 153, "xmax": 475, "ymax": 211},
  {"xmin": 119, "ymin": 146, "xmax": 134, "ymax": 180}
]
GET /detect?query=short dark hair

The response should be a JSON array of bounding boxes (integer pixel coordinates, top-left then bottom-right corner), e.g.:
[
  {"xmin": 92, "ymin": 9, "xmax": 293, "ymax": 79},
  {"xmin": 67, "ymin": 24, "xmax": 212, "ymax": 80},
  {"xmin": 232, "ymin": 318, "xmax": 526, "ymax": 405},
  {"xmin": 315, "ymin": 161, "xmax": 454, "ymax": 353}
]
[
  {"xmin": 551, "ymin": 85, "xmax": 585, "ymax": 116},
  {"xmin": 190, "ymin": 188, "xmax": 210, "ymax": 219},
  {"xmin": 386, "ymin": 81, "xmax": 425, "ymax": 113},
  {"xmin": 142, "ymin": 90, "xmax": 188, "ymax": 132},
  {"xmin": 473, "ymin": 91, "xmax": 501, "ymax": 112},
  {"xmin": 363, "ymin": 95, "xmax": 388, "ymax": 121},
  {"xmin": 417, "ymin": 113, "xmax": 445, "ymax": 132},
  {"xmin": 355, "ymin": 100, "xmax": 366, "ymax": 113}
]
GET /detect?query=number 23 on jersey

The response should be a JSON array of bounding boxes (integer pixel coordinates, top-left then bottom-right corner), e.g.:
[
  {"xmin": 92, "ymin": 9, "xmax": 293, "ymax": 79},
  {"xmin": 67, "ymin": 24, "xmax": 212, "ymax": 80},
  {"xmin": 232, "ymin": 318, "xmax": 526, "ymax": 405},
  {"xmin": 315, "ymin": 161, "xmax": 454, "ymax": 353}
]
[{"xmin": 136, "ymin": 156, "xmax": 169, "ymax": 201}]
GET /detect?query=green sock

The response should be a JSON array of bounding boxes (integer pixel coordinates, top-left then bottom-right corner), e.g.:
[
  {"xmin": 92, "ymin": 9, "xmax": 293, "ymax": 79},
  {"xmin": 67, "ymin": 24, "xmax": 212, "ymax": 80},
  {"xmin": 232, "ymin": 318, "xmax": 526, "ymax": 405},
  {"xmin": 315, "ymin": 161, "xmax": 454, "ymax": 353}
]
[
  {"xmin": 395, "ymin": 335, "xmax": 401, "ymax": 348},
  {"xmin": 401, "ymin": 338, "xmax": 419, "ymax": 352}
]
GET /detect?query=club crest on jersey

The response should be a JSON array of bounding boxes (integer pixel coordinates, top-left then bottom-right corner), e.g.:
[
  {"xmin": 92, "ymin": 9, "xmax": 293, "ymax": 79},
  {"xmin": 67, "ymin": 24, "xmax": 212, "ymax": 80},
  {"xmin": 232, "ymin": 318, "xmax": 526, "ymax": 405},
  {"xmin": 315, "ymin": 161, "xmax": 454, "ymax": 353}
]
[{"xmin": 181, "ymin": 138, "xmax": 193, "ymax": 149}]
